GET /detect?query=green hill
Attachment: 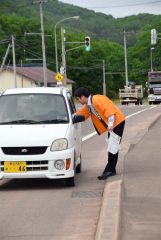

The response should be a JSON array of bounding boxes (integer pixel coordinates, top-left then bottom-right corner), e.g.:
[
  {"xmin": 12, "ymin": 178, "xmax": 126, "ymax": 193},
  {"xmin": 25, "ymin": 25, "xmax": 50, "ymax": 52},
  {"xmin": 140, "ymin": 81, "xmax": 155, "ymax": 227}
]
[
  {"xmin": 1, "ymin": 0, "xmax": 161, "ymax": 97},
  {"xmin": 0, "ymin": 0, "xmax": 161, "ymax": 46}
]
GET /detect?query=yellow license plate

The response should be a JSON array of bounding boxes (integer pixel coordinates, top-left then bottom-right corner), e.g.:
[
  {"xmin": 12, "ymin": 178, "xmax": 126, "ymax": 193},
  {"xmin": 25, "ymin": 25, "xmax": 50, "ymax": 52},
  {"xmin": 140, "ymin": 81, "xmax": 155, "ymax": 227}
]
[{"xmin": 4, "ymin": 161, "xmax": 27, "ymax": 173}]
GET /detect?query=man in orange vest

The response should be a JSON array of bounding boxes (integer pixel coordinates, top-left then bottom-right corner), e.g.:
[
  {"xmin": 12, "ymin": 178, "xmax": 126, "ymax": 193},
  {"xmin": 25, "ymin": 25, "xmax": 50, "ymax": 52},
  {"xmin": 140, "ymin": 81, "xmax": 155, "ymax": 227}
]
[{"xmin": 74, "ymin": 87, "xmax": 125, "ymax": 180}]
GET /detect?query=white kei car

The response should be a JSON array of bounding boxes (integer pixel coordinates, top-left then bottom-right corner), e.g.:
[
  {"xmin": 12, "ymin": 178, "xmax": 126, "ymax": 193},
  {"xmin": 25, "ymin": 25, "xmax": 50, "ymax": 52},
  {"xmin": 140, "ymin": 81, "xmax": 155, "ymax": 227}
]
[{"xmin": 0, "ymin": 87, "xmax": 84, "ymax": 186}]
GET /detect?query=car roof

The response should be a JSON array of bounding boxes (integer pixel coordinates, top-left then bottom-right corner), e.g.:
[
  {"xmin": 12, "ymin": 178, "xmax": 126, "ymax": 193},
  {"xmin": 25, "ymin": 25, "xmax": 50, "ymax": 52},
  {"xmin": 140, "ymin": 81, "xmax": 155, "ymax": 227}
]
[{"xmin": 2, "ymin": 87, "xmax": 70, "ymax": 96}]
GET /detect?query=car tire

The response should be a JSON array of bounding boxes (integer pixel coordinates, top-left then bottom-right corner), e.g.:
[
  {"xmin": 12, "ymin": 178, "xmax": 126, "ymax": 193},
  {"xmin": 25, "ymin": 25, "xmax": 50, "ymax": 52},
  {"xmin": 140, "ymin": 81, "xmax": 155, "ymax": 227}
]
[
  {"xmin": 65, "ymin": 177, "xmax": 75, "ymax": 187},
  {"xmin": 76, "ymin": 162, "xmax": 82, "ymax": 173},
  {"xmin": 76, "ymin": 155, "xmax": 82, "ymax": 173}
]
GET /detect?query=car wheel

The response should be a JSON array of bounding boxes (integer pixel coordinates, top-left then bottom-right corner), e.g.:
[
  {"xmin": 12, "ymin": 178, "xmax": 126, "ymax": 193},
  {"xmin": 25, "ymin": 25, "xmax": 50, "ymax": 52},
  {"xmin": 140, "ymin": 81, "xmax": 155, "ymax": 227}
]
[
  {"xmin": 65, "ymin": 177, "xmax": 75, "ymax": 187},
  {"xmin": 76, "ymin": 155, "xmax": 82, "ymax": 173}
]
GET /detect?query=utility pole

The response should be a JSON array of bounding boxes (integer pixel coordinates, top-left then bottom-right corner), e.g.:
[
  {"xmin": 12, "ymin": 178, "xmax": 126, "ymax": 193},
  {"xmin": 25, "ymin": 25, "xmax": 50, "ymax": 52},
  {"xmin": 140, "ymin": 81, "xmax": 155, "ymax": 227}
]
[
  {"xmin": 102, "ymin": 60, "xmax": 106, "ymax": 95},
  {"xmin": 150, "ymin": 47, "xmax": 154, "ymax": 72},
  {"xmin": 123, "ymin": 30, "xmax": 128, "ymax": 87},
  {"xmin": 33, "ymin": 0, "xmax": 48, "ymax": 87},
  {"xmin": 61, "ymin": 27, "xmax": 67, "ymax": 85},
  {"xmin": 12, "ymin": 35, "xmax": 17, "ymax": 88},
  {"xmin": 0, "ymin": 43, "xmax": 11, "ymax": 73}
]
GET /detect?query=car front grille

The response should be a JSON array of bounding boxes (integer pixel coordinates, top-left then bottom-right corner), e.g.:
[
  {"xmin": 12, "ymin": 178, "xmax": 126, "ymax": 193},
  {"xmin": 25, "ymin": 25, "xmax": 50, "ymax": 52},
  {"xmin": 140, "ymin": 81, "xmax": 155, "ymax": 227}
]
[
  {"xmin": 154, "ymin": 90, "xmax": 161, "ymax": 95},
  {"xmin": 2, "ymin": 147, "xmax": 47, "ymax": 155}
]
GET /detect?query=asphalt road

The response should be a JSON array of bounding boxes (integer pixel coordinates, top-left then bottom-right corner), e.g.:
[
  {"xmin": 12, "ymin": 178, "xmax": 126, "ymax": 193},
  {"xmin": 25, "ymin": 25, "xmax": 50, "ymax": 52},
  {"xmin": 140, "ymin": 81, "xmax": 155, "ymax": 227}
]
[{"xmin": 0, "ymin": 104, "xmax": 155, "ymax": 240}]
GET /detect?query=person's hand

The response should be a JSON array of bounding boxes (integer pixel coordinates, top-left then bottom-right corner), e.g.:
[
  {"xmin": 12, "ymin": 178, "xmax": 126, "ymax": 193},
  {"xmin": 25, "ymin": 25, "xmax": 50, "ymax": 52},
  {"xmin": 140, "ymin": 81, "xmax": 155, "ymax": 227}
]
[{"xmin": 72, "ymin": 114, "xmax": 85, "ymax": 123}]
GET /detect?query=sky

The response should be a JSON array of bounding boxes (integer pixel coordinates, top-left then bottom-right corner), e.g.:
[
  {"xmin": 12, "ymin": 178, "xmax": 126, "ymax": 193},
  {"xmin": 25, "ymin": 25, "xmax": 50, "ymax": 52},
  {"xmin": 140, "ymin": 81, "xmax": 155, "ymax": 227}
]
[{"xmin": 59, "ymin": 0, "xmax": 161, "ymax": 18}]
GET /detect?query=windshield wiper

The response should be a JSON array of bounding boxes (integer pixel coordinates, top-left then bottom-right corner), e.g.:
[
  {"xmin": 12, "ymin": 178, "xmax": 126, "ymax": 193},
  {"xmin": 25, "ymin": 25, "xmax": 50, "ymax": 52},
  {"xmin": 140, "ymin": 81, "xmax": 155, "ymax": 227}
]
[
  {"xmin": 35, "ymin": 119, "xmax": 68, "ymax": 124},
  {"xmin": 0, "ymin": 119, "xmax": 69, "ymax": 125},
  {"xmin": 0, "ymin": 119, "xmax": 38, "ymax": 125}
]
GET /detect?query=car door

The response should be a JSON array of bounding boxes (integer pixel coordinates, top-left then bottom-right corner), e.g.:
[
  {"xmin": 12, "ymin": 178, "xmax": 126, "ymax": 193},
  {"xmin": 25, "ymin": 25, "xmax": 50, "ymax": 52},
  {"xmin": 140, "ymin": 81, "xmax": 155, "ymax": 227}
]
[{"xmin": 67, "ymin": 94, "xmax": 82, "ymax": 164}]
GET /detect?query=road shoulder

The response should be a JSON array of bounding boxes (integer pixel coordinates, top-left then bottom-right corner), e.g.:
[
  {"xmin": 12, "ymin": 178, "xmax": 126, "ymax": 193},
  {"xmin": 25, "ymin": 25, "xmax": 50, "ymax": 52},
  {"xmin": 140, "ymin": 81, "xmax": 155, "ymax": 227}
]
[{"xmin": 95, "ymin": 106, "xmax": 161, "ymax": 240}]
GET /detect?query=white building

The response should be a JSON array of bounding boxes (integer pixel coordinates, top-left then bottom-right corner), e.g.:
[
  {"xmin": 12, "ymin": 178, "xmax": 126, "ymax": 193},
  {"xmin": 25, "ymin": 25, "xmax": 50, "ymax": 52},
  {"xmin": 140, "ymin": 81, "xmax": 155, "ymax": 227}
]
[{"xmin": 0, "ymin": 67, "xmax": 75, "ymax": 92}]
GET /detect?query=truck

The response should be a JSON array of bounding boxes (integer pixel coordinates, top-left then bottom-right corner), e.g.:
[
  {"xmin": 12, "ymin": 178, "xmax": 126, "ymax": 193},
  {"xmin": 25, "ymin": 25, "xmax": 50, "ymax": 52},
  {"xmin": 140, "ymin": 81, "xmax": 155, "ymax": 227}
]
[
  {"xmin": 148, "ymin": 71, "xmax": 161, "ymax": 104},
  {"xmin": 119, "ymin": 82, "xmax": 143, "ymax": 105}
]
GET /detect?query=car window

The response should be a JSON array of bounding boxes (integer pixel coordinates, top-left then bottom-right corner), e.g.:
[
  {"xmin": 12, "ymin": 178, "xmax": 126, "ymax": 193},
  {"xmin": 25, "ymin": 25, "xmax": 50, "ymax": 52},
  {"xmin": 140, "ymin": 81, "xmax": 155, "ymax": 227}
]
[
  {"xmin": 0, "ymin": 93, "xmax": 69, "ymax": 124},
  {"xmin": 67, "ymin": 94, "xmax": 76, "ymax": 115}
]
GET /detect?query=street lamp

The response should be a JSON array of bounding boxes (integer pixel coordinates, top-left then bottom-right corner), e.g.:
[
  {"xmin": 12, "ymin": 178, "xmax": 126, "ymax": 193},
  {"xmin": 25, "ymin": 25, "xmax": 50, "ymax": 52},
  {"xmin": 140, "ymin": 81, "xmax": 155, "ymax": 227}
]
[
  {"xmin": 54, "ymin": 16, "xmax": 80, "ymax": 73},
  {"xmin": 124, "ymin": 30, "xmax": 128, "ymax": 87},
  {"xmin": 150, "ymin": 47, "xmax": 155, "ymax": 72}
]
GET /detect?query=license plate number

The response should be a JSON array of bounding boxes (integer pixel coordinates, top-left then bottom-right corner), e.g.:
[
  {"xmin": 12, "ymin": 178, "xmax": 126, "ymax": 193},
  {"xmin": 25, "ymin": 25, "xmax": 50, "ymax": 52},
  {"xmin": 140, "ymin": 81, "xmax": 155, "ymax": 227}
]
[{"xmin": 4, "ymin": 161, "xmax": 27, "ymax": 173}]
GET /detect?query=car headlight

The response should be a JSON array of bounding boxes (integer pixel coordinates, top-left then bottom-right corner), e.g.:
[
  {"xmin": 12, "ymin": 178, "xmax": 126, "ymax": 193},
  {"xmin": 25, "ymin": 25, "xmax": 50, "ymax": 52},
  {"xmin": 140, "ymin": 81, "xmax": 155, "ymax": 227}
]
[
  {"xmin": 54, "ymin": 160, "xmax": 65, "ymax": 170},
  {"xmin": 50, "ymin": 138, "xmax": 68, "ymax": 151}
]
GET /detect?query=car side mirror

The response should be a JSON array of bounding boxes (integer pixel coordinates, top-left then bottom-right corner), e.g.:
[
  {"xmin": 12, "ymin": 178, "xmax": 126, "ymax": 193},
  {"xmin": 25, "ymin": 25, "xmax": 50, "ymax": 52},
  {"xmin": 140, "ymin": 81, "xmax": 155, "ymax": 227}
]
[{"xmin": 72, "ymin": 115, "xmax": 85, "ymax": 124}]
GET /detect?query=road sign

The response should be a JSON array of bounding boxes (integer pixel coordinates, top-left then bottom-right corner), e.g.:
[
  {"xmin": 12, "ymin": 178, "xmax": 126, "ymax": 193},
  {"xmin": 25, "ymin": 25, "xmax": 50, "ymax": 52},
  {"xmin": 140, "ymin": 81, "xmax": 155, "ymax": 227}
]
[
  {"xmin": 60, "ymin": 66, "xmax": 65, "ymax": 75},
  {"xmin": 151, "ymin": 29, "xmax": 157, "ymax": 45},
  {"xmin": 55, "ymin": 73, "xmax": 63, "ymax": 81}
]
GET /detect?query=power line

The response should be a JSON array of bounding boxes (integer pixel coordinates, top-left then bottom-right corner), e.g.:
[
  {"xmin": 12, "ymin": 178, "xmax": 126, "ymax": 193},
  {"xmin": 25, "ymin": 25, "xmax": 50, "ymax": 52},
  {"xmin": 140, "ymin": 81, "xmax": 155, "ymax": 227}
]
[
  {"xmin": 0, "ymin": 39, "xmax": 10, "ymax": 45},
  {"xmin": 62, "ymin": 0, "xmax": 161, "ymax": 9},
  {"xmin": 15, "ymin": 39, "xmax": 42, "ymax": 58},
  {"xmin": 67, "ymin": 65, "xmax": 103, "ymax": 70},
  {"xmin": 14, "ymin": 39, "xmax": 54, "ymax": 64},
  {"xmin": 66, "ymin": 64, "xmax": 150, "ymax": 74},
  {"xmin": 15, "ymin": 43, "xmax": 41, "ymax": 59},
  {"xmin": 0, "ymin": 36, "xmax": 53, "ymax": 65},
  {"xmin": 15, "ymin": 42, "xmax": 42, "ymax": 60}
]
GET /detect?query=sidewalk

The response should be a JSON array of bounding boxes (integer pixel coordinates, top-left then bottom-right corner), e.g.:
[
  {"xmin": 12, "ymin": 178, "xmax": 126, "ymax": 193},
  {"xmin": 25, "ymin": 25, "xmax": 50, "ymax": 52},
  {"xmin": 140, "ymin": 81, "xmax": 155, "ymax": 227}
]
[
  {"xmin": 121, "ymin": 113, "xmax": 161, "ymax": 239},
  {"xmin": 95, "ymin": 105, "xmax": 161, "ymax": 240}
]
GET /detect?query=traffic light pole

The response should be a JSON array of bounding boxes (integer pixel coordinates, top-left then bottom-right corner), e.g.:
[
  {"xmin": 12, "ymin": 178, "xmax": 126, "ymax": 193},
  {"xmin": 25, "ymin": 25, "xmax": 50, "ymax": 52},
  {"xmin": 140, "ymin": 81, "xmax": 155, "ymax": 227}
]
[{"xmin": 65, "ymin": 45, "xmax": 84, "ymax": 53}]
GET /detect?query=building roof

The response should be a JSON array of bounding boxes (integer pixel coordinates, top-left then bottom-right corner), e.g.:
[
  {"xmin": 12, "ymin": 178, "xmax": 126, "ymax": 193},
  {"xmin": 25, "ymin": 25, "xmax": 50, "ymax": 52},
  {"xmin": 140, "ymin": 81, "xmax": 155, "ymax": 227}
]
[{"xmin": 5, "ymin": 67, "xmax": 75, "ymax": 84}]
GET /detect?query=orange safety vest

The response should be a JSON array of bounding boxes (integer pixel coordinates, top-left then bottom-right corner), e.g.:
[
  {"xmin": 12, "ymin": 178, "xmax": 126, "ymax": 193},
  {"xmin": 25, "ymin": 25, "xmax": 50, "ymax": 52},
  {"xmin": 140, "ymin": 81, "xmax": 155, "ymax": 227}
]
[{"xmin": 76, "ymin": 95, "xmax": 125, "ymax": 135}]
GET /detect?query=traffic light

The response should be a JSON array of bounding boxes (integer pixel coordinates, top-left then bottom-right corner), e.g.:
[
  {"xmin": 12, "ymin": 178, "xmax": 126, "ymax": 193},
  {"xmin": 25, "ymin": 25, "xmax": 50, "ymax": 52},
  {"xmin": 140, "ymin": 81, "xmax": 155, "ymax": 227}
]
[
  {"xmin": 85, "ymin": 36, "xmax": 90, "ymax": 51},
  {"xmin": 151, "ymin": 29, "xmax": 157, "ymax": 45}
]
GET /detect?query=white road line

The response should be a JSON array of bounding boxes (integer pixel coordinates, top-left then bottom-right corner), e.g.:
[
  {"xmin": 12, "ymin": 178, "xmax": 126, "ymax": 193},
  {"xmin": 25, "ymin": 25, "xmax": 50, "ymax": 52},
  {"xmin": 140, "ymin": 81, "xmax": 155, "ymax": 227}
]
[
  {"xmin": 125, "ymin": 105, "xmax": 156, "ymax": 119},
  {"xmin": 82, "ymin": 106, "xmax": 157, "ymax": 142},
  {"xmin": 82, "ymin": 132, "xmax": 97, "ymax": 142}
]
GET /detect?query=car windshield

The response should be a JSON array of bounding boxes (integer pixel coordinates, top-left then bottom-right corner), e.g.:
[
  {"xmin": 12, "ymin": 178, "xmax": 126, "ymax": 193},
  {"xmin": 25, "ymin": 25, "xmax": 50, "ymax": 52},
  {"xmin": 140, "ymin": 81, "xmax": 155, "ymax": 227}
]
[{"xmin": 0, "ymin": 93, "xmax": 69, "ymax": 124}]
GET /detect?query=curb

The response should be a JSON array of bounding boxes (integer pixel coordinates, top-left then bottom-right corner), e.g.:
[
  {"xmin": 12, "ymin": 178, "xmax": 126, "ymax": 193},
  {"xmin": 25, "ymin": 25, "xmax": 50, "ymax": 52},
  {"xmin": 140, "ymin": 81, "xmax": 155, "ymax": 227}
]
[
  {"xmin": 148, "ymin": 114, "xmax": 161, "ymax": 130},
  {"xmin": 95, "ymin": 180, "xmax": 122, "ymax": 240}
]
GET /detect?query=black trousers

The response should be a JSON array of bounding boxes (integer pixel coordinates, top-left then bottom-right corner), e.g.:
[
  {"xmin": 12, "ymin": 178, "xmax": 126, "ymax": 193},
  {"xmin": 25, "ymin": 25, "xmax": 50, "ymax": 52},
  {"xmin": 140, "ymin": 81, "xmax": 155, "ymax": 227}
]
[{"xmin": 103, "ymin": 120, "xmax": 125, "ymax": 173}]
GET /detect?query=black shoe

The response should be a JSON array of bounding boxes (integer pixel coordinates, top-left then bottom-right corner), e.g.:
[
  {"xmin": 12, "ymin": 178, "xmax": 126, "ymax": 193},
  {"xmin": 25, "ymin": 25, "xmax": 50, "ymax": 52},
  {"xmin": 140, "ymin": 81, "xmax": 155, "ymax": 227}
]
[{"xmin": 97, "ymin": 171, "xmax": 116, "ymax": 180}]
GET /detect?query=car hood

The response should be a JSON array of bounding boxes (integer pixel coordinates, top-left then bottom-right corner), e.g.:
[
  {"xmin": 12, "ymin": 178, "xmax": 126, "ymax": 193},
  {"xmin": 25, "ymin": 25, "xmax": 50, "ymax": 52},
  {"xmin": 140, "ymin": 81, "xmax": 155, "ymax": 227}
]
[{"xmin": 0, "ymin": 124, "xmax": 69, "ymax": 147}]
